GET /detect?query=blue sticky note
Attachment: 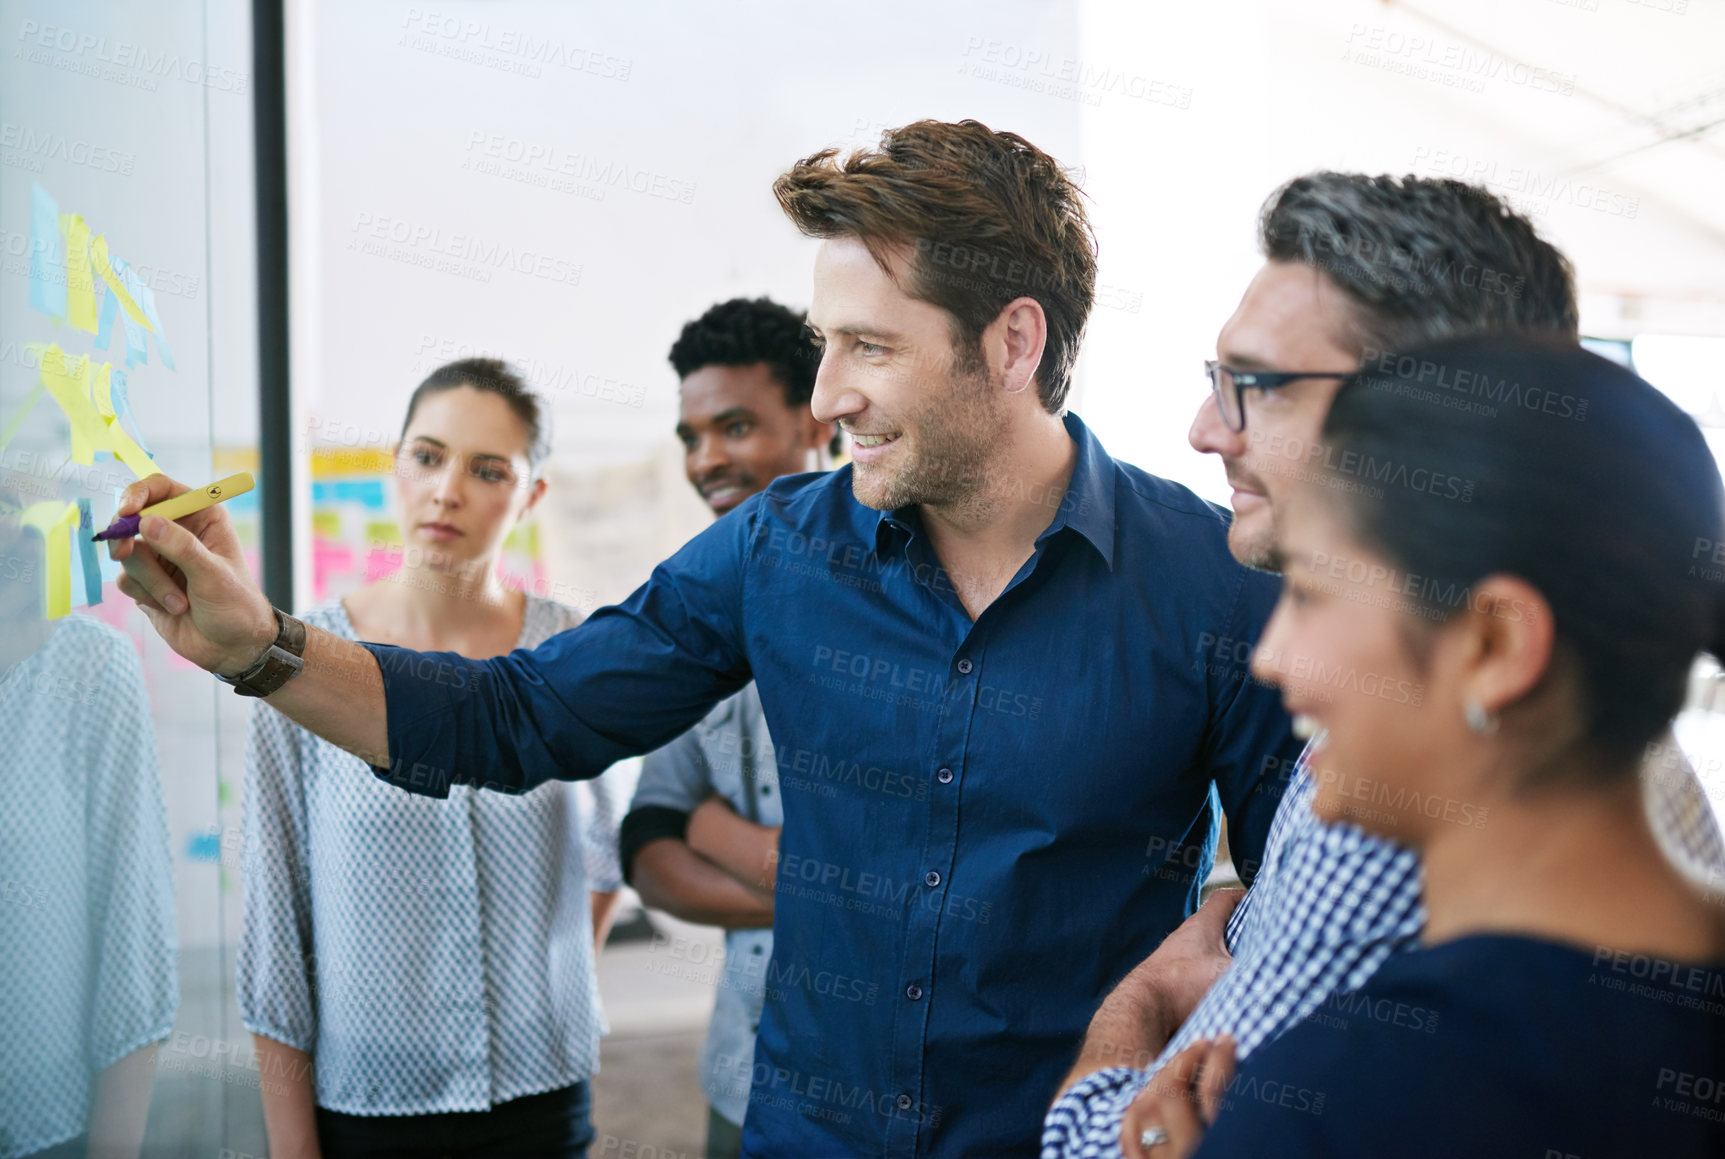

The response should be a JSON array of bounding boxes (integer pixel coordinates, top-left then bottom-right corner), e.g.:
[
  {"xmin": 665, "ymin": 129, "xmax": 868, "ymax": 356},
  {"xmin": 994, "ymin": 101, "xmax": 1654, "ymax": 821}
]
[
  {"xmin": 331, "ymin": 479, "xmax": 387, "ymax": 509},
  {"xmin": 109, "ymin": 369, "xmax": 152, "ymax": 455},
  {"xmin": 28, "ymin": 184, "xmax": 67, "ymax": 319},
  {"xmin": 73, "ymin": 499, "xmax": 103, "ymax": 607},
  {"xmin": 94, "ymin": 280, "xmax": 119, "ymax": 349},
  {"xmin": 136, "ymin": 278, "xmax": 175, "ymax": 371},
  {"xmin": 111, "ymin": 258, "xmax": 149, "ymax": 368},
  {"xmin": 186, "ymin": 830, "xmax": 221, "ymax": 862}
]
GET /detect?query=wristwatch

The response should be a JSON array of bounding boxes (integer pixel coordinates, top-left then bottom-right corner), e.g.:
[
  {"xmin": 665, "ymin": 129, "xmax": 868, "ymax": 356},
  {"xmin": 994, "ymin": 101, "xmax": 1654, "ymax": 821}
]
[{"xmin": 215, "ymin": 608, "xmax": 307, "ymax": 697}]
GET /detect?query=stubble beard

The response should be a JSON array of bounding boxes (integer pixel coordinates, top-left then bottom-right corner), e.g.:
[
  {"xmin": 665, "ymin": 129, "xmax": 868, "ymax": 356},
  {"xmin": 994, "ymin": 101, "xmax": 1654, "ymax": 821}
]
[{"xmin": 850, "ymin": 349, "xmax": 1004, "ymax": 515}]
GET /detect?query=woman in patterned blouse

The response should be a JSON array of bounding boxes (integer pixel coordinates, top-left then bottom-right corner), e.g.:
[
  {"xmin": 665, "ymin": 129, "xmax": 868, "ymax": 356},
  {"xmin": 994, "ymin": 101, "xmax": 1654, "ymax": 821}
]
[{"xmin": 237, "ymin": 360, "xmax": 623, "ymax": 1159}]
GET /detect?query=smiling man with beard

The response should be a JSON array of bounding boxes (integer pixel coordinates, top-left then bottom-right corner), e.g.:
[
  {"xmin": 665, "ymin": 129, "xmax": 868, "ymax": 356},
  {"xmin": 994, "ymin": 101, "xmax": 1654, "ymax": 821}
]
[{"xmin": 108, "ymin": 119, "xmax": 1302, "ymax": 1158}]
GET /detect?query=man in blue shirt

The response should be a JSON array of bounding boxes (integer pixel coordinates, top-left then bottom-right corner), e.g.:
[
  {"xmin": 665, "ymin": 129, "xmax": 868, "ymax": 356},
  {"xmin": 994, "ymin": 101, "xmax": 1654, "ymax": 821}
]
[{"xmin": 110, "ymin": 120, "xmax": 1300, "ymax": 1157}]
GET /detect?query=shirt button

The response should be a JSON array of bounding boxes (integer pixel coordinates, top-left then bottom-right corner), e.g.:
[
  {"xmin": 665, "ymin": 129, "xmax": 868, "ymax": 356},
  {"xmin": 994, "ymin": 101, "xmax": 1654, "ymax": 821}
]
[
  {"xmin": 906, "ymin": 983, "xmax": 924, "ymax": 1001},
  {"xmin": 752, "ymin": 944, "xmax": 763, "ymax": 955},
  {"xmin": 896, "ymin": 1094, "xmax": 913, "ymax": 1111},
  {"xmin": 956, "ymin": 658, "xmax": 973, "ymax": 675},
  {"xmin": 761, "ymin": 785, "xmax": 772, "ymax": 796},
  {"xmin": 937, "ymin": 767, "xmax": 954, "ymax": 784},
  {"xmin": 925, "ymin": 871, "xmax": 941, "ymax": 887}
]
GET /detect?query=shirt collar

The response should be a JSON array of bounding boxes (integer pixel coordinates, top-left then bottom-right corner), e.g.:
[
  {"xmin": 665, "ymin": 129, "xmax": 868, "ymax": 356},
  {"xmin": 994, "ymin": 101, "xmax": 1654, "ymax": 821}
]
[{"xmin": 871, "ymin": 412, "xmax": 1117, "ymax": 570}]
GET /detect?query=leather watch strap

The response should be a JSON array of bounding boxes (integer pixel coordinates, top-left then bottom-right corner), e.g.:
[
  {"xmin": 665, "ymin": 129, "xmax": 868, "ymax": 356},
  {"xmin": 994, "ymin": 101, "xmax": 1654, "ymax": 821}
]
[{"xmin": 217, "ymin": 608, "xmax": 307, "ymax": 698}]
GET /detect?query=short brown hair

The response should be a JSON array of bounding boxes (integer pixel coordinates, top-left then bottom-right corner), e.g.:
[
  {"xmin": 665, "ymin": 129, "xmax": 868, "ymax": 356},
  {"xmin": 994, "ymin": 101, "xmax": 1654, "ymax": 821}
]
[{"xmin": 773, "ymin": 119, "xmax": 1097, "ymax": 413}]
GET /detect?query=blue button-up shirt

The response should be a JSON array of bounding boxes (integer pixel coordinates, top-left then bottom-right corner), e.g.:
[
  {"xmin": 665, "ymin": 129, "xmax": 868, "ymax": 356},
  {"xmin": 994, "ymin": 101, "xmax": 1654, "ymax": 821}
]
[{"xmin": 362, "ymin": 414, "xmax": 1300, "ymax": 1157}]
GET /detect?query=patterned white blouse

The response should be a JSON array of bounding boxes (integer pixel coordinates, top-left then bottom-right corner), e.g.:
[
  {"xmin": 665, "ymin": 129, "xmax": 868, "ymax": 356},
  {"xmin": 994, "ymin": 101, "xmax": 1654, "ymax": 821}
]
[
  {"xmin": 236, "ymin": 595, "xmax": 624, "ymax": 1115},
  {"xmin": 0, "ymin": 615, "xmax": 176, "ymax": 1159}
]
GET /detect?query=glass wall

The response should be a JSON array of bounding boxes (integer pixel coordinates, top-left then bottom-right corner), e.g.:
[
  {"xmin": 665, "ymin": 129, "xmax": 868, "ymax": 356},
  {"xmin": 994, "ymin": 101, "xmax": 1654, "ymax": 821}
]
[{"xmin": 0, "ymin": 1, "xmax": 259, "ymax": 1155}]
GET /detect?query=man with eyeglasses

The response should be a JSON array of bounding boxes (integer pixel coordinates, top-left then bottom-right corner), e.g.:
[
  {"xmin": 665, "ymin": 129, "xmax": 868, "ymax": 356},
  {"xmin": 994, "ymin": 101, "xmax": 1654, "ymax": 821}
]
[{"xmin": 1045, "ymin": 172, "xmax": 1725, "ymax": 1158}]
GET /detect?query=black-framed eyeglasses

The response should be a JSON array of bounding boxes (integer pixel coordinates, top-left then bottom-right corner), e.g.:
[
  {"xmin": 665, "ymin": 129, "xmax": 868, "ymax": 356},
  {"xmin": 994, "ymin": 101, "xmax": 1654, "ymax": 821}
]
[{"xmin": 1204, "ymin": 360, "xmax": 1357, "ymax": 433}]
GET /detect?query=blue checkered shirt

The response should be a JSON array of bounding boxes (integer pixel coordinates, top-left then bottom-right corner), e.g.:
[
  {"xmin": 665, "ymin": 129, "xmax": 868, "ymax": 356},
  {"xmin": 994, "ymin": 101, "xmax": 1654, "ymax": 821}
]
[{"xmin": 1042, "ymin": 730, "xmax": 1725, "ymax": 1158}]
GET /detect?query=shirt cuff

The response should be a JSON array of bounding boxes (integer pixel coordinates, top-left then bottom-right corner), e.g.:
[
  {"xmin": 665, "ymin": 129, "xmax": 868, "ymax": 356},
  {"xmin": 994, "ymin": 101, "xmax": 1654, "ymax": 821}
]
[
  {"xmin": 619, "ymin": 805, "xmax": 690, "ymax": 886},
  {"xmin": 1041, "ymin": 1066, "xmax": 1152, "ymax": 1159},
  {"xmin": 361, "ymin": 641, "xmax": 483, "ymax": 799}
]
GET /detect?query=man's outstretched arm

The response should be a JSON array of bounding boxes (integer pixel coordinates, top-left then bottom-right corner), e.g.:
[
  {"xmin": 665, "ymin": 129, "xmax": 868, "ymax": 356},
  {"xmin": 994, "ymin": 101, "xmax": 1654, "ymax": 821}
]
[
  {"xmin": 110, "ymin": 472, "xmax": 755, "ymax": 793},
  {"xmin": 1053, "ymin": 887, "xmax": 1243, "ymax": 1103},
  {"xmin": 110, "ymin": 474, "xmax": 392, "ymax": 763}
]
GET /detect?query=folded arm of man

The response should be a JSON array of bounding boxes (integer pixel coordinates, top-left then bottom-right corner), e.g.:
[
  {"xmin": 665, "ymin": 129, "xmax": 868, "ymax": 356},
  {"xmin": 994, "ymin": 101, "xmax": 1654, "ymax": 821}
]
[{"xmin": 624, "ymin": 725, "xmax": 776, "ymax": 929}]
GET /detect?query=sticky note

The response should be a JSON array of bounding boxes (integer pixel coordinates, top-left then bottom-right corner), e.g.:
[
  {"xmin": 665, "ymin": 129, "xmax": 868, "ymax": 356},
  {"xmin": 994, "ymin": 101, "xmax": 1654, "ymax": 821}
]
[
  {"xmin": 111, "ymin": 256, "xmax": 149, "ymax": 367},
  {"xmin": 93, "ymin": 361, "xmax": 114, "ymax": 415},
  {"xmin": 21, "ymin": 499, "xmax": 79, "ymax": 620},
  {"xmin": 134, "ymin": 277, "xmax": 175, "ymax": 371},
  {"xmin": 59, "ymin": 214, "xmax": 98, "ymax": 334},
  {"xmin": 94, "ymin": 279, "xmax": 119, "ymax": 350},
  {"xmin": 88, "ymin": 235, "xmax": 153, "ymax": 332},
  {"xmin": 89, "ymin": 361, "xmax": 119, "ymax": 466},
  {"xmin": 34, "ymin": 344, "xmax": 159, "ymax": 480},
  {"xmin": 28, "ymin": 184, "xmax": 67, "ymax": 320},
  {"xmin": 49, "ymin": 351, "xmax": 99, "ymax": 464},
  {"xmin": 73, "ymin": 499, "xmax": 103, "ymax": 607},
  {"xmin": 98, "ymin": 402, "xmax": 158, "ymax": 481},
  {"xmin": 108, "ymin": 370, "xmax": 151, "ymax": 455}
]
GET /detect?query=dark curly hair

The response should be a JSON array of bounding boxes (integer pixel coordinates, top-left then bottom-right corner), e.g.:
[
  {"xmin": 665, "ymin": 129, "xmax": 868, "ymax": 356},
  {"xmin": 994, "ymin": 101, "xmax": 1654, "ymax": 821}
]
[
  {"xmin": 1259, "ymin": 173, "xmax": 1578, "ymax": 357},
  {"xmin": 669, "ymin": 297, "xmax": 836, "ymax": 455},
  {"xmin": 773, "ymin": 119, "xmax": 1097, "ymax": 414}
]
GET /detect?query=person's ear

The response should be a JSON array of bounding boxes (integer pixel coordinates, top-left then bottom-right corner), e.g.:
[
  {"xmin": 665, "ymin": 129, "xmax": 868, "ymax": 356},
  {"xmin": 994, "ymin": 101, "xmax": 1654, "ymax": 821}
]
[
  {"xmin": 519, "ymin": 475, "xmax": 548, "ymax": 518},
  {"xmin": 989, "ymin": 296, "xmax": 1048, "ymax": 398},
  {"xmin": 1453, "ymin": 574, "xmax": 1553, "ymax": 722}
]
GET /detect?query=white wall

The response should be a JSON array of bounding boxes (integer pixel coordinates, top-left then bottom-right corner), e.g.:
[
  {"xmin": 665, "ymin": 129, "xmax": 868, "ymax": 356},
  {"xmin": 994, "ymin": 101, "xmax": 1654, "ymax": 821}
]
[
  {"xmin": 1076, "ymin": 0, "xmax": 1725, "ymax": 504},
  {"xmin": 292, "ymin": 0, "xmax": 1725, "ymax": 553},
  {"xmin": 290, "ymin": 0, "xmax": 1086, "ymax": 602}
]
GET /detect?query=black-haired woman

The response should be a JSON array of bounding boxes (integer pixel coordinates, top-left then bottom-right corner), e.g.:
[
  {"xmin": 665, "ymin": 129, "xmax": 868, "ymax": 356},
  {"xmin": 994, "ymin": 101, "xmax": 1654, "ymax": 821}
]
[{"xmin": 1129, "ymin": 336, "xmax": 1725, "ymax": 1158}]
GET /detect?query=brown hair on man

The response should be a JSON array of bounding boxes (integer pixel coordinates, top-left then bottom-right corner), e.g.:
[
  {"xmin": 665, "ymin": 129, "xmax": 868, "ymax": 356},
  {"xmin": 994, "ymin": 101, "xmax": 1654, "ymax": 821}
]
[{"xmin": 773, "ymin": 119, "xmax": 1098, "ymax": 413}]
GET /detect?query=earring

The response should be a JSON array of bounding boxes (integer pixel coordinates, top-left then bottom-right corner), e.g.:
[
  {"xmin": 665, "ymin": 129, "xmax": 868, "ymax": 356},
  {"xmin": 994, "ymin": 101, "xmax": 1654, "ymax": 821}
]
[{"xmin": 1464, "ymin": 699, "xmax": 1499, "ymax": 735}]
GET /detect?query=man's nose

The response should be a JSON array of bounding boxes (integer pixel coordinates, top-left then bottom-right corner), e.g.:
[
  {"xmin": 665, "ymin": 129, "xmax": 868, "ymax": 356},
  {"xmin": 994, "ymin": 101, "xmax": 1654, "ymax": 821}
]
[
  {"xmin": 689, "ymin": 432, "xmax": 729, "ymax": 477},
  {"xmin": 1189, "ymin": 391, "xmax": 1246, "ymax": 459},
  {"xmin": 811, "ymin": 349, "xmax": 865, "ymax": 427}
]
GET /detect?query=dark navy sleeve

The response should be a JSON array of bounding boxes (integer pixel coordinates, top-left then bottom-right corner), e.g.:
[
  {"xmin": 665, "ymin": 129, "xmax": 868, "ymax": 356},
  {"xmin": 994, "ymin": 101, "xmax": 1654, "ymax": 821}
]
[
  {"xmin": 360, "ymin": 497, "xmax": 759, "ymax": 799},
  {"xmin": 1191, "ymin": 939, "xmax": 1725, "ymax": 1158},
  {"xmin": 1204, "ymin": 568, "xmax": 1303, "ymax": 884}
]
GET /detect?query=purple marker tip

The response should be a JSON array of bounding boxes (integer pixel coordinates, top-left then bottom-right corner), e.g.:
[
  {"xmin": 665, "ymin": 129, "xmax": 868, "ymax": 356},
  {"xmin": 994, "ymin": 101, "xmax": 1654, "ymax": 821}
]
[{"xmin": 92, "ymin": 513, "xmax": 143, "ymax": 542}]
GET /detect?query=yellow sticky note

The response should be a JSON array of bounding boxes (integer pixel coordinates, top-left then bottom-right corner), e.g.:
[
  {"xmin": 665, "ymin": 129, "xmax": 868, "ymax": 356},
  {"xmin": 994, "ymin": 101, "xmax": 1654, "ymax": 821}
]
[
  {"xmin": 21, "ymin": 499, "xmax": 79, "ymax": 620},
  {"xmin": 93, "ymin": 361, "xmax": 114, "ymax": 416},
  {"xmin": 60, "ymin": 214, "xmax": 98, "ymax": 334},
  {"xmin": 104, "ymin": 419, "xmax": 159, "ymax": 479},
  {"xmin": 33, "ymin": 344, "xmax": 160, "ymax": 480},
  {"xmin": 86, "ymin": 360, "xmax": 158, "ymax": 475},
  {"xmin": 57, "ymin": 351, "xmax": 97, "ymax": 465},
  {"xmin": 89, "ymin": 234, "xmax": 154, "ymax": 333}
]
